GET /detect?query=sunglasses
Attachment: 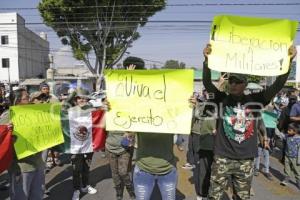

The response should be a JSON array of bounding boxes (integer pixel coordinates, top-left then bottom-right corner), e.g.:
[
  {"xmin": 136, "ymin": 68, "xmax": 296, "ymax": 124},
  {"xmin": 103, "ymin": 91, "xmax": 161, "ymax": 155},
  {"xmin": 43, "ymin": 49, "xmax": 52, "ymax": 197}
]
[{"xmin": 228, "ymin": 77, "xmax": 244, "ymax": 85}]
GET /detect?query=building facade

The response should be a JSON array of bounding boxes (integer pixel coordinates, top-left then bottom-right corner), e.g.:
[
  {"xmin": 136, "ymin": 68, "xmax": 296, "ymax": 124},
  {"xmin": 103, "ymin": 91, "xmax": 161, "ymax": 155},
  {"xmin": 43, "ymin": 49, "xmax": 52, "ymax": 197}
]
[{"xmin": 0, "ymin": 13, "xmax": 49, "ymax": 83}]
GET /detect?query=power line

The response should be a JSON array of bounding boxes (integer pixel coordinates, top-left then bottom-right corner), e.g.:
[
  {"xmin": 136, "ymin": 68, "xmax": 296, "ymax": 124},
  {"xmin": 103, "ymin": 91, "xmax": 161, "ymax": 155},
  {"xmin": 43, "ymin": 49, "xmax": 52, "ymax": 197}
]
[
  {"xmin": 2, "ymin": 20, "xmax": 300, "ymax": 26},
  {"xmin": 0, "ymin": 20, "xmax": 213, "ymax": 25},
  {"xmin": 11, "ymin": 11, "xmax": 300, "ymax": 16},
  {"xmin": 1, "ymin": 3, "xmax": 300, "ymax": 10}
]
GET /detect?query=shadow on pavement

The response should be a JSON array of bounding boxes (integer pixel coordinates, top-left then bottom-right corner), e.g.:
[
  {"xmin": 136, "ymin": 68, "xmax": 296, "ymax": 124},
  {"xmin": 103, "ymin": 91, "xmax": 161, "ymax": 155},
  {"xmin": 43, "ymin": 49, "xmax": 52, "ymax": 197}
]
[
  {"xmin": 45, "ymin": 162, "xmax": 111, "ymax": 200},
  {"xmin": 89, "ymin": 163, "xmax": 112, "ymax": 186},
  {"xmin": 80, "ymin": 163, "xmax": 111, "ymax": 199},
  {"xmin": 44, "ymin": 179, "xmax": 73, "ymax": 200},
  {"xmin": 269, "ymin": 166, "xmax": 285, "ymax": 182},
  {"xmin": 46, "ymin": 165, "xmax": 73, "ymax": 189}
]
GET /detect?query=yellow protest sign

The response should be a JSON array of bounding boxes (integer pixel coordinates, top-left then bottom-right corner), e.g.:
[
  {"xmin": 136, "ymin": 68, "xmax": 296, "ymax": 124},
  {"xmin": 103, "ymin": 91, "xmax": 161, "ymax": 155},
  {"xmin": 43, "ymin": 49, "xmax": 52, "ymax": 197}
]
[
  {"xmin": 105, "ymin": 70, "xmax": 194, "ymax": 134},
  {"xmin": 209, "ymin": 15, "xmax": 298, "ymax": 76},
  {"xmin": 10, "ymin": 103, "xmax": 64, "ymax": 159}
]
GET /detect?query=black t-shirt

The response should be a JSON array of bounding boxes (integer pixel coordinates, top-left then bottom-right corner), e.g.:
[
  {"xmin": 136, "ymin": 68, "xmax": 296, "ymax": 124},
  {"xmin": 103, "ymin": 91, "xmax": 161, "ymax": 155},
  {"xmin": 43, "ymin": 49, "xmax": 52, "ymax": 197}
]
[
  {"xmin": 202, "ymin": 61, "xmax": 290, "ymax": 159},
  {"xmin": 211, "ymin": 92, "xmax": 271, "ymax": 159}
]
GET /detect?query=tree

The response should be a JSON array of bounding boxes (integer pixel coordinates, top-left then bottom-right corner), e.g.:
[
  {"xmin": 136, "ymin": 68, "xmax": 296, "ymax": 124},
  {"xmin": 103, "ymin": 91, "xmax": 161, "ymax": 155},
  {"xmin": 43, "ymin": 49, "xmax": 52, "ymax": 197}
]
[
  {"xmin": 38, "ymin": 0, "xmax": 166, "ymax": 75},
  {"xmin": 247, "ymin": 75, "xmax": 263, "ymax": 83},
  {"xmin": 163, "ymin": 60, "xmax": 186, "ymax": 69}
]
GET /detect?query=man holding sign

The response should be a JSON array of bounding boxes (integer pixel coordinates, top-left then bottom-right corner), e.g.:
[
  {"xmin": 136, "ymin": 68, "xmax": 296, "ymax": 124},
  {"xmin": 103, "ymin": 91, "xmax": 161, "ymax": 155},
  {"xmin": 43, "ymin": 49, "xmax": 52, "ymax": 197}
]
[{"xmin": 203, "ymin": 41, "xmax": 296, "ymax": 200}]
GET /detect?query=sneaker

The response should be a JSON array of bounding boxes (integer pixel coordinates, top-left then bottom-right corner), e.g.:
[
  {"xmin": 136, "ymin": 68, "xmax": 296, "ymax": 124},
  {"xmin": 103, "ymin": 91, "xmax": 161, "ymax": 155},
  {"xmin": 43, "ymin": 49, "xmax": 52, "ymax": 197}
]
[
  {"xmin": 81, "ymin": 185, "xmax": 97, "ymax": 194},
  {"xmin": 254, "ymin": 169, "xmax": 259, "ymax": 176},
  {"xmin": 280, "ymin": 177, "xmax": 290, "ymax": 186},
  {"xmin": 181, "ymin": 163, "xmax": 194, "ymax": 170},
  {"xmin": 72, "ymin": 190, "xmax": 80, "ymax": 200},
  {"xmin": 196, "ymin": 196, "xmax": 203, "ymax": 200},
  {"xmin": 264, "ymin": 173, "xmax": 273, "ymax": 181}
]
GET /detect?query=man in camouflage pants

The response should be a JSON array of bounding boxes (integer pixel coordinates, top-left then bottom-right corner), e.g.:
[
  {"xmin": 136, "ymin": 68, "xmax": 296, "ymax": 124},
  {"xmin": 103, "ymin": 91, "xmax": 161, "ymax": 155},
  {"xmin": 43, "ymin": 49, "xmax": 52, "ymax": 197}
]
[
  {"xmin": 210, "ymin": 157, "xmax": 254, "ymax": 199},
  {"xmin": 202, "ymin": 44, "xmax": 297, "ymax": 200}
]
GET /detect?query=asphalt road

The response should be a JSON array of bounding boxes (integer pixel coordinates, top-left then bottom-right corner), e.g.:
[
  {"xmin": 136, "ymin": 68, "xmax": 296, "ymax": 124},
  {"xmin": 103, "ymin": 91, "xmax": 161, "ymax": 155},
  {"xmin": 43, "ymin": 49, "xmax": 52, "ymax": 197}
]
[{"xmin": 1, "ymin": 147, "xmax": 300, "ymax": 200}]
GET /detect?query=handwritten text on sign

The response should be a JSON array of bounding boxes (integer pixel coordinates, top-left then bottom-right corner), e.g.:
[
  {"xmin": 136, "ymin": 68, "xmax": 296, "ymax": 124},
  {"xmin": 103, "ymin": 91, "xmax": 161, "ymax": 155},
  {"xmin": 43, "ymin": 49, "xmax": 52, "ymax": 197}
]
[
  {"xmin": 208, "ymin": 15, "xmax": 298, "ymax": 76},
  {"xmin": 10, "ymin": 103, "xmax": 64, "ymax": 159},
  {"xmin": 105, "ymin": 70, "xmax": 194, "ymax": 134}
]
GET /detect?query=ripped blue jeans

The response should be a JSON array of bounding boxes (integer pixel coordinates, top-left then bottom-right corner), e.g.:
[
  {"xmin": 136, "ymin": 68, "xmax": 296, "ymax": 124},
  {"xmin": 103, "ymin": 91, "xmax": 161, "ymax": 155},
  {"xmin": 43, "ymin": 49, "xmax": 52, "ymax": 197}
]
[{"xmin": 133, "ymin": 165, "xmax": 177, "ymax": 200}]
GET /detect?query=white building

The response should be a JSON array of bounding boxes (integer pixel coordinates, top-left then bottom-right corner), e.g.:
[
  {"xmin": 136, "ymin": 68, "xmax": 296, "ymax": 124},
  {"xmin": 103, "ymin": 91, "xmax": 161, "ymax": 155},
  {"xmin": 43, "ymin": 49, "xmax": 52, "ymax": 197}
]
[{"xmin": 0, "ymin": 13, "xmax": 49, "ymax": 83}]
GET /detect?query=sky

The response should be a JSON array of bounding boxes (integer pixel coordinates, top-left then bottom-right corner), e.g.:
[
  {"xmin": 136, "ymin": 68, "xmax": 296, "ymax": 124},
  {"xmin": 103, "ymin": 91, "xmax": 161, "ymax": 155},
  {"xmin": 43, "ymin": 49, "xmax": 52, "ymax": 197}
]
[{"xmin": 0, "ymin": 0, "xmax": 299, "ymax": 68}]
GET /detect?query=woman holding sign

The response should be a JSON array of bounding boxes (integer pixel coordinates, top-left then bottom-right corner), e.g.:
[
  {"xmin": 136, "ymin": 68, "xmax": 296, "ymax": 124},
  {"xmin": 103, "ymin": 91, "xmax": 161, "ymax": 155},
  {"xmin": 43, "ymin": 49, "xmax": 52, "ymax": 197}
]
[
  {"xmin": 0, "ymin": 88, "xmax": 45, "ymax": 200},
  {"xmin": 104, "ymin": 57, "xmax": 180, "ymax": 200},
  {"xmin": 105, "ymin": 57, "xmax": 144, "ymax": 200}
]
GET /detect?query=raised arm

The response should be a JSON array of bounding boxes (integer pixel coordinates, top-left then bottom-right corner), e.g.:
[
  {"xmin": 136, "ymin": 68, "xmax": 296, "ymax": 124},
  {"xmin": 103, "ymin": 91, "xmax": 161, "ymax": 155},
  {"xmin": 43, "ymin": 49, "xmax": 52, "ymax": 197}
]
[
  {"xmin": 203, "ymin": 44, "xmax": 222, "ymax": 94},
  {"xmin": 62, "ymin": 90, "xmax": 76, "ymax": 111},
  {"xmin": 262, "ymin": 46, "xmax": 297, "ymax": 102}
]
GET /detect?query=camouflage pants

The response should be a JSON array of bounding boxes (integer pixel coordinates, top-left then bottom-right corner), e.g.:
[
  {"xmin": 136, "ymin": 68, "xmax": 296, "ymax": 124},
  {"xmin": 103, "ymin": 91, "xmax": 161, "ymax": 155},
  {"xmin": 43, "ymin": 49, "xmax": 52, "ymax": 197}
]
[
  {"xmin": 284, "ymin": 156, "xmax": 300, "ymax": 181},
  {"xmin": 106, "ymin": 149, "xmax": 134, "ymax": 188},
  {"xmin": 208, "ymin": 156, "xmax": 254, "ymax": 200}
]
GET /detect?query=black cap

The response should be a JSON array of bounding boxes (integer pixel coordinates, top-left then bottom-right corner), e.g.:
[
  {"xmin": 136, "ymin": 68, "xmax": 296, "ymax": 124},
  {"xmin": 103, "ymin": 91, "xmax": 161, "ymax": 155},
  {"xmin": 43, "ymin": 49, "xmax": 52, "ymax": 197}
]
[
  {"xmin": 40, "ymin": 82, "xmax": 49, "ymax": 89},
  {"xmin": 228, "ymin": 73, "xmax": 247, "ymax": 83}
]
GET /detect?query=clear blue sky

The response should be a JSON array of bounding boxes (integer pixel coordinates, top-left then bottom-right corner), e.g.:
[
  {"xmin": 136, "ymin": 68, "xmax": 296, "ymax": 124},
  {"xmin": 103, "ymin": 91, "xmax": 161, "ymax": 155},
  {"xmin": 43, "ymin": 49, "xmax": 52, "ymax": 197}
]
[{"xmin": 0, "ymin": 0, "xmax": 299, "ymax": 68}]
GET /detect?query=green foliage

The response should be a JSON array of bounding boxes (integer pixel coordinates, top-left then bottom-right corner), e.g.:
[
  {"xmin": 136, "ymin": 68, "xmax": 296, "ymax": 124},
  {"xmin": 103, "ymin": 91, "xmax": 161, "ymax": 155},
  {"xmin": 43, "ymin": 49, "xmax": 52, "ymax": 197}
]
[
  {"xmin": 123, "ymin": 56, "xmax": 145, "ymax": 69},
  {"xmin": 163, "ymin": 60, "xmax": 186, "ymax": 69},
  {"xmin": 38, "ymin": 0, "xmax": 166, "ymax": 74},
  {"xmin": 285, "ymin": 82, "xmax": 296, "ymax": 87},
  {"xmin": 247, "ymin": 75, "xmax": 263, "ymax": 83}
]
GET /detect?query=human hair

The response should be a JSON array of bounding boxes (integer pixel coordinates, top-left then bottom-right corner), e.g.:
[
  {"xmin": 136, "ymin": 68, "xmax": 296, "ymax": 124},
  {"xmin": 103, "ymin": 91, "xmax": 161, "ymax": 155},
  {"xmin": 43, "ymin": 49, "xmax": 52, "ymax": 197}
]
[
  {"xmin": 123, "ymin": 56, "xmax": 145, "ymax": 69},
  {"xmin": 202, "ymin": 101, "xmax": 216, "ymax": 117},
  {"xmin": 13, "ymin": 88, "xmax": 27, "ymax": 105},
  {"xmin": 40, "ymin": 82, "xmax": 49, "ymax": 90},
  {"xmin": 288, "ymin": 122, "xmax": 300, "ymax": 135},
  {"xmin": 287, "ymin": 95, "xmax": 297, "ymax": 109}
]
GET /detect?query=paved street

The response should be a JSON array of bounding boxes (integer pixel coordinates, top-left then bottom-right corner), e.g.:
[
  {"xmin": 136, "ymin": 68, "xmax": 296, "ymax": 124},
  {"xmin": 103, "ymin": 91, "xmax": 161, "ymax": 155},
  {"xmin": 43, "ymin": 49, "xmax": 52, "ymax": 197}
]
[{"xmin": 1, "ymin": 147, "xmax": 300, "ymax": 200}]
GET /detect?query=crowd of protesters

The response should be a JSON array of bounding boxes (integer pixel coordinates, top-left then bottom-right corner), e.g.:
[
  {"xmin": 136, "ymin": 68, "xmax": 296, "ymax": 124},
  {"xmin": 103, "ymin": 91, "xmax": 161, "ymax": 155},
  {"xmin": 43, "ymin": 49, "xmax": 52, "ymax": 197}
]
[{"xmin": 0, "ymin": 45, "xmax": 299, "ymax": 200}]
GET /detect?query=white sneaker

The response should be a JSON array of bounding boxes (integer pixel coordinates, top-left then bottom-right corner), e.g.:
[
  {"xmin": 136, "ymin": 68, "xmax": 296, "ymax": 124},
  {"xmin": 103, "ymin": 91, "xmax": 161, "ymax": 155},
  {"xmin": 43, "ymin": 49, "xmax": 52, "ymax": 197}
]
[
  {"xmin": 196, "ymin": 196, "xmax": 202, "ymax": 200},
  {"xmin": 81, "ymin": 185, "xmax": 97, "ymax": 194},
  {"xmin": 72, "ymin": 190, "xmax": 80, "ymax": 200}
]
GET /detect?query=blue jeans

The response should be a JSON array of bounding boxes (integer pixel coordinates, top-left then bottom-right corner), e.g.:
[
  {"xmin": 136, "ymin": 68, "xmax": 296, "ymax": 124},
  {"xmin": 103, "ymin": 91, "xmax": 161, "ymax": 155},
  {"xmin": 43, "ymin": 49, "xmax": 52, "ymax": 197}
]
[
  {"xmin": 9, "ymin": 168, "xmax": 45, "ymax": 200},
  {"xmin": 133, "ymin": 165, "xmax": 177, "ymax": 200},
  {"xmin": 255, "ymin": 147, "xmax": 270, "ymax": 173}
]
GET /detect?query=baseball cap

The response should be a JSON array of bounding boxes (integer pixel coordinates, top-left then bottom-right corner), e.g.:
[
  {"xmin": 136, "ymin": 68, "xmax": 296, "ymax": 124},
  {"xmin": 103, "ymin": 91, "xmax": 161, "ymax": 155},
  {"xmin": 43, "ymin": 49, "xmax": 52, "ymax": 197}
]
[
  {"xmin": 228, "ymin": 73, "xmax": 248, "ymax": 84},
  {"xmin": 75, "ymin": 88, "xmax": 91, "ymax": 100}
]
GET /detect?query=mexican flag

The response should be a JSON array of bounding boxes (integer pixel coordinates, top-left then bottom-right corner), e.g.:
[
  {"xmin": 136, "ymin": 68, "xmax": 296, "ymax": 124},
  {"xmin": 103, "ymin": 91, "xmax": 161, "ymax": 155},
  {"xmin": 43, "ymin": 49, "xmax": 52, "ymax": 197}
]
[
  {"xmin": 61, "ymin": 109, "xmax": 106, "ymax": 154},
  {"xmin": 0, "ymin": 125, "xmax": 13, "ymax": 173}
]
